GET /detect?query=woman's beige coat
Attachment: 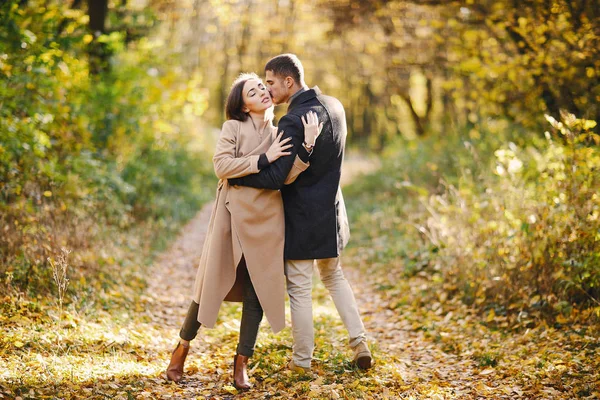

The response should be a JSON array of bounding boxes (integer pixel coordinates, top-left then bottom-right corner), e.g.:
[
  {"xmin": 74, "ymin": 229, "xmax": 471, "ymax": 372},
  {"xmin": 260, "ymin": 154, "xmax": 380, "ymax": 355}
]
[{"xmin": 191, "ymin": 118, "xmax": 308, "ymax": 333}]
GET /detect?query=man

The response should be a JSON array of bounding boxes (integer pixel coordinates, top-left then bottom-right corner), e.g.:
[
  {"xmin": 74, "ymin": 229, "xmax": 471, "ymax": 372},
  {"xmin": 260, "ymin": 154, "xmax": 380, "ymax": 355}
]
[{"xmin": 228, "ymin": 54, "xmax": 372, "ymax": 371}]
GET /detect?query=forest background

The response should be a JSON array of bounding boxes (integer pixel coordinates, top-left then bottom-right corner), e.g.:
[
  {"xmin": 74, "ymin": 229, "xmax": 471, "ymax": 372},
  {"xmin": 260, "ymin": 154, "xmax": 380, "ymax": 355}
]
[{"xmin": 1, "ymin": 0, "xmax": 599, "ymax": 398}]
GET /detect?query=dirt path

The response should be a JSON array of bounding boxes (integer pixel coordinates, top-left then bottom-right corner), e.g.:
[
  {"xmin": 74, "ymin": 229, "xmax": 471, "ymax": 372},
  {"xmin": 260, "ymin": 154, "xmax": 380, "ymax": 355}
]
[
  {"xmin": 143, "ymin": 203, "xmax": 488, "ymax": 399},
  {"xmin": 147, "ymin": 204, "xmax": 212, "ymax": 346},
  {"xmin": 343, "ymin": 266, "xmax": 487, "ymax": 398},
  {"xmin": 134, "ymin": 155, "xmax": 490, "ymax": 399}
]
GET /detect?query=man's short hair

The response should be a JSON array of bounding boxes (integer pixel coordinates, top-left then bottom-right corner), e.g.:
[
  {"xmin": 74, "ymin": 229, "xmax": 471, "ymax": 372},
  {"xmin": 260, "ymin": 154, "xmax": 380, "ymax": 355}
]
[{"xmin": 265, "ymin": 54, "xmax": 304, "ymax": 85}]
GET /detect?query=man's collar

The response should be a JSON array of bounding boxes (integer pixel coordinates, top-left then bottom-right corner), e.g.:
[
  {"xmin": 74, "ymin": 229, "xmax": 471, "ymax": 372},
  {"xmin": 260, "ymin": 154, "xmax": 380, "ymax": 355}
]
[
  {"xmin": 287, "ymin": 86, "xmax": 308, "ymax": 105},
  {"xmin": 288, "ymin": 86, "xmax": 321, "ymax": 111}
]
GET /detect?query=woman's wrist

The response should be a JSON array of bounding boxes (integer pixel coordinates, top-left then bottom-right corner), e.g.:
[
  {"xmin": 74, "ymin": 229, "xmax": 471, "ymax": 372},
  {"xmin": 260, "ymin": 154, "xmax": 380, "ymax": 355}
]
[
  {"xmin": 304, "ymin": 134, "xmax": 315, "ymax": 147},
  {"xmin": 303, "ymin": 141, "xmax": 315, "ymax": 151}
]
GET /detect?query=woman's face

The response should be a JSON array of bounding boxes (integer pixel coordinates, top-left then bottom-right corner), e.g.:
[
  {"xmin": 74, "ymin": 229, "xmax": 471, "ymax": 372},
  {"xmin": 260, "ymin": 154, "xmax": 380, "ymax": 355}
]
[{"xmin": 242, "ymin": 78, "xmax": 273, "ymax": 114}]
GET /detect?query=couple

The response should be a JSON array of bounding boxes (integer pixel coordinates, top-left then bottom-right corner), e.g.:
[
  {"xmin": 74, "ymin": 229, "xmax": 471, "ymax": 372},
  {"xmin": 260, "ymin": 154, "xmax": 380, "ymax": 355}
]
[{"xmin": 166, "ymin": 54, "xmax": 372, "ymax": 389}]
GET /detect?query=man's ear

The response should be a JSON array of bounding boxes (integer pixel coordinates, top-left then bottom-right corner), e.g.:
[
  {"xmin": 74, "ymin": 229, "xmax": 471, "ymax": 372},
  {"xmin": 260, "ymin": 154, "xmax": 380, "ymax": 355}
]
[{"xmin": 285, "ymin": 76, "xmax": 294, "ymax": 89}]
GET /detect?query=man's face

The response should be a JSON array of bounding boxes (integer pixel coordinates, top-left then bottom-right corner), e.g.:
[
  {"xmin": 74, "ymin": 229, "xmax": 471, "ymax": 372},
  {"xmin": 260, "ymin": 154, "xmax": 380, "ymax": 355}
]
[{"xmin": 265, "ymin": 70, "xmax": 290, "ymax": 105}]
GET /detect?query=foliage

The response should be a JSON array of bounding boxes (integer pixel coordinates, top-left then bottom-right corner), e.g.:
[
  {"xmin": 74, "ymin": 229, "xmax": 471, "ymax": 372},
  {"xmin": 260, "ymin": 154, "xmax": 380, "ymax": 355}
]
[
  {"xmin": 346, "ymin": 116, "xmax": 600, "ymax": 322},
  {"xmin": 143, "ymin": 0, "xmax": 598, "ymax": 144},
  {"xmin": 320, "ymin": 0, "xmax": 600, "ymax": 141},
  {"xmin": 423, "ymin": 116, "xmax": 599, "ymax": 319},
  {"xmin": 0, "ymin": 0, "xmax": 215, "ymax": 297}
]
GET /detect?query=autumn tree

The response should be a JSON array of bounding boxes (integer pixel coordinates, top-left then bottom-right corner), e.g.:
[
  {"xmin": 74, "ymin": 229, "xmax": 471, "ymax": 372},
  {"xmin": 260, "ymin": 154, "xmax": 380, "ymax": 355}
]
[{"xmin": 320, "ymin": 0, "xmax": 599, "ymax": 140}]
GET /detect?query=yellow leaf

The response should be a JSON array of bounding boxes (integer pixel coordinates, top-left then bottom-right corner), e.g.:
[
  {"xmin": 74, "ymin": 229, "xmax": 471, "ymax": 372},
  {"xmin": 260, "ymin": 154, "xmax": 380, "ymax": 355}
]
[
  {"xmin": 529, "ymin": 295, "xmax": 541, "ymax": 306},
  {"xmin": 43, "ymin": 191, "xmax": 52, "ymax": 197},
  {"xmin": 349, "ymin": 379, "xmax": 360, "ymax": 388},
  {"xmin": 556, "ymin": 315, "xmax": 568, "ymax": 324},
  {"xmin": 586, "ymin": 67, "xmax": 595, "ymax": 78},
  {"xmin": 14, "ymin": 340, "xmax": 24, "ymax": 348},
  {"xmin": 486, "ymin": 308, "xmax": 496, "ymax": 322},
  {"xmin": 584, "ymin": 120, "xmax": 597, "ymax": 130},
  {"xmin": 222, "ymin": 385, "xmax": 237, "ymax": 395},
  {"xmin": 83, "ymin": 34, "xmax": 93, "ymax": 44}
]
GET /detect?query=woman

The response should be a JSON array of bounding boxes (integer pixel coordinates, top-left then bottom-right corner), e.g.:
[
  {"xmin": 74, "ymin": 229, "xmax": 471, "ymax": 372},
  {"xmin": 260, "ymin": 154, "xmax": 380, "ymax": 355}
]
[{"xmin": 165, "ymin": 73, "xmax": 320, "ymax": 389}]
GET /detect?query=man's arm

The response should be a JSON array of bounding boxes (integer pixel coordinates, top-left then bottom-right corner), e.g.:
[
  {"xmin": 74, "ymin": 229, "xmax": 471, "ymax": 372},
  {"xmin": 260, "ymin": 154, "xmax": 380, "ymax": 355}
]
[{"xmin": 229, "ymin": 115, "xmax": 310, "ymax": 189}]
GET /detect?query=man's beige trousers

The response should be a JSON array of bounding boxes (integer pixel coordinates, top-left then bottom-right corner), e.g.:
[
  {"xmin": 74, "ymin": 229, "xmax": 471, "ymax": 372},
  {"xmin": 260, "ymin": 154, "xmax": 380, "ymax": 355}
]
[{"xmin": 285, "ymin": 257, "xmax": 366, "ymax": 369}]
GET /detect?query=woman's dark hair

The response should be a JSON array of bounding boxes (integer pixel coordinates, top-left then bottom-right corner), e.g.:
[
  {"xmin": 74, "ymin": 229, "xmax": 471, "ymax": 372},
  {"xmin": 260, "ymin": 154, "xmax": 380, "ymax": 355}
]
[
  {"xmin": 225, "ymin": 72, "xmax": 260, "ymax": 121},
  {"xmin": 264, "ymin": 54, "xmax": 304, "ymax": 85}
]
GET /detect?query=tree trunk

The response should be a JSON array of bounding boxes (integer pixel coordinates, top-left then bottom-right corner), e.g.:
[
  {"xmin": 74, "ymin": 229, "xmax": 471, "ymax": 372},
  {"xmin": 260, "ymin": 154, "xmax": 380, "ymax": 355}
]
[
  {"xmin": 88, "ymin": 0, "xmax": 109, "ymax": 75},
  {"xmin": 401, "ymin": 92, "xmax": 426, "ymax": 137},
  {"xmin": 361, "ymin": 83, "xmax": 375, "ymax": 141},
  {"xmin": 284, "ymin": 0, "xmax": 296, "ymax": 43},
  {"xmin": 219, "ymin": 29, "xmax": 231, "ymax": 123},
  {"xmin": 237, "ymin": 0, "xmax": 253, "ymax": 74},
  {"xmin": 424, "ymin": 73, "xmax": 433, "ymax": 122},
  {"xmin": 186, "ymin": 0, "xmax": 206, "ymax": 75},
  {"xmin": 88, "ymin": 0, "xmax": 108, "ymax": 34}
]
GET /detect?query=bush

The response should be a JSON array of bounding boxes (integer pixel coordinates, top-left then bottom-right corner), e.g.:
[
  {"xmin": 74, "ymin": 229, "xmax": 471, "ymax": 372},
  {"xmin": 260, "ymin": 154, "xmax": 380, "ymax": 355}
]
[
  {"xmin": 423, "ymin": 114, "xmax": 599, "ymax": 315},
  {"xmin": 0, "ymin": 2, "xmax": 215, "ymax": 298},
  {"xmin": 346, "ymin": 115, "xmax": 599, "ymax": 322}
]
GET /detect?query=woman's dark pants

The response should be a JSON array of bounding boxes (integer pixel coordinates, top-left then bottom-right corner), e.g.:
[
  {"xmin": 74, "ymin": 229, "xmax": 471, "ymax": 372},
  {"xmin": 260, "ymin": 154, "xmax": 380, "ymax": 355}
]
[{"xmin": 179, "ymin": 264, "xmax": 264, "ymax": 357}]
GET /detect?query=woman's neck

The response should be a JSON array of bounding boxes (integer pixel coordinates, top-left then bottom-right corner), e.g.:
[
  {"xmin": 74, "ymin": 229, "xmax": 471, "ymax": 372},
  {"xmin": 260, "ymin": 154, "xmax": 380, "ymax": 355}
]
[{"xmin": 248, "ymin": 111, "xmax": 271, "ymax": 127}]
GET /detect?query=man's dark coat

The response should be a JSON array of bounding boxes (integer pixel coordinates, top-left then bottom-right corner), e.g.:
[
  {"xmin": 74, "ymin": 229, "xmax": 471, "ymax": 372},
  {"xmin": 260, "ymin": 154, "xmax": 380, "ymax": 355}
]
[{"xmin": 228, "ymin": 87, "xmax": 350, "ymax": 260}]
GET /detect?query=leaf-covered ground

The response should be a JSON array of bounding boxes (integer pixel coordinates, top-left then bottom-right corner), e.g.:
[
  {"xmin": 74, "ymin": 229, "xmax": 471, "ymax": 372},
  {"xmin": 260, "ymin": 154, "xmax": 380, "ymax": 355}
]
[{"xmin": 1, "ymin": 161, "xmax": 599, "ymax": 399}]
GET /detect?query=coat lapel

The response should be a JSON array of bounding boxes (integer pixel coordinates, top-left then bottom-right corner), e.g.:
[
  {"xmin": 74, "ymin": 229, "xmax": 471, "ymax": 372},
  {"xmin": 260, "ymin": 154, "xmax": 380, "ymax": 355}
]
[{"xmin": 288, "ymin": 86, "xmax": 321, "ymax": 112}]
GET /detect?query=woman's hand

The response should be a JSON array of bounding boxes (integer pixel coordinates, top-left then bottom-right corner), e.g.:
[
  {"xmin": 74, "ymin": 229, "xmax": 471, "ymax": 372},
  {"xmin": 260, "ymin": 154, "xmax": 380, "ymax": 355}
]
[
  {"xmin": 302, "ymin": 111, "xmax": 323, "ymax": 147},
  {"xmin": 266, "ymin": 131, "xmax": 293, "ymax": 163}
]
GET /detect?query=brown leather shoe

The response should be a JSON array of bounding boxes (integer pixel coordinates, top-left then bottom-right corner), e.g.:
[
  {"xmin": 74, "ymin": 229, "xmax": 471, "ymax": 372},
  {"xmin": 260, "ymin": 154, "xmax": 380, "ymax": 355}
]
[
  {"xmin": 166, "ymin": 342, "xmax": 189, "ymax": 382},
  {"xmin": 287, "ymin": 359, "xmax": 311, "ymax": 373},
  {"xmin": 233, "ymin": 354, "xmax": 252, "ymax": 390},
  {"xmin": 352, "ymin": 341, "xmax": 373, "ymax": 370}
]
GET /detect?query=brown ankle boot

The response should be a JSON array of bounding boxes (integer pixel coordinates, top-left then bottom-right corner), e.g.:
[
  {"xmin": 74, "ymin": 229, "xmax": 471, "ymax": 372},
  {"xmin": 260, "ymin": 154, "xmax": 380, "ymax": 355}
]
[
  {"xmin": 166, "ymin": 342, "xmax": 189, "ymax": 382},
  {"xmin": 233, "ymin": 354, "xmax": 252, "ymax": 390}
]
